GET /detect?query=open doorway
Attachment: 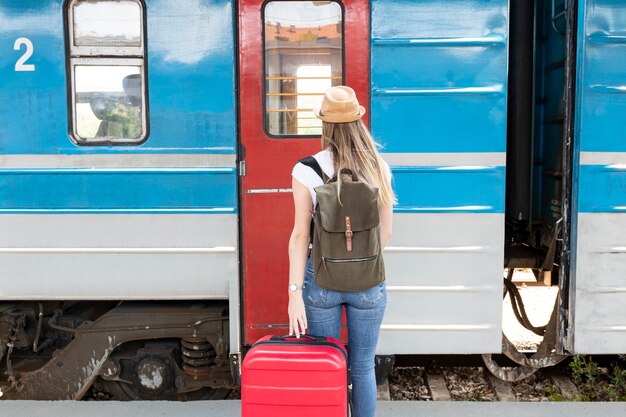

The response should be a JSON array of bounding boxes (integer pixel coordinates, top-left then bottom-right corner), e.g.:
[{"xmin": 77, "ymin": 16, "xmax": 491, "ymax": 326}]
[{"xmin": 488, "ymin": 0, "xmax": 576, "ymax": 379}]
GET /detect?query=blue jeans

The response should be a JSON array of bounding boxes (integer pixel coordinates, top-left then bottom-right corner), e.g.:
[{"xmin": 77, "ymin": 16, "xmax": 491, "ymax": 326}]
[{"xmin": 303, "ymin": 257, "xmax": 386, "ymax": 417}]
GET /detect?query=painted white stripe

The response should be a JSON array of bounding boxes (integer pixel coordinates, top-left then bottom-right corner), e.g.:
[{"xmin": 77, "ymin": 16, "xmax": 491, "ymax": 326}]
[
  {"xmin": 0, "ymin": 247, "xmax": 236, "ymax": 254},
  {"xmin": 247, "ymin": 188, "xmax": 293, "ymax": 194},
  {"xmin": 0, "ymin": 294, "xmax": 231, "ymax": 301},
  {"xmin": 386, "ymin": 285, "xmax": 493, "ymax": 292},
  {"xmin": 397, "ymin": 205, "xmax": 495, "ymax": 212},
  {"xmin": 579, "ymin": 287, "xmax": 626, "ymax": 294},
  {"xmin": 385, "ymin": 245, "xmax": 485, "ymax": 253},
  {"xmin": 598, "ymin": 246, "xmax": 626, "ymax": 253},
  {"xmin": 0, "ymin": 154, "xmax": 236, "ymax": 168},
  {"xmin": 373, "ymin": 85, "xmax": 504, "ymax": 95},
  {"xmin": 372, "ymin": 34, "xmax": 506, "ymax": 46},
  {"xmin": 381, "ymin": 152, "xmax": 506, "ymax": 167},
  {"xmin": 580, "ymin": 152, "xmax": 626, "ymax": 166},
  {"xmin": 381, "ymin": 324, "xmax": 492, "ymax": 331},
  {"xmin": 579, "ymin": 326, "xmax": 626, "ymax": 333}
]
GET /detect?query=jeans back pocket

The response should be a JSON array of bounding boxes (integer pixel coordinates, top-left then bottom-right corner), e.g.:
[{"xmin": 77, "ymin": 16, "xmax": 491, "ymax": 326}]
[
  {"xmin": 356, "ymin": 281, "xmax": 386, "ymax": 306},
  {"xmin": 303, "ymin": 272, "xmax": 328, "ymax": 307}
]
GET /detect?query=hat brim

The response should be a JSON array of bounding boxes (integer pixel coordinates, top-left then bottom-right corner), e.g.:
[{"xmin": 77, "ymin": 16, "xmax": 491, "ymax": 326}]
[{"xmin": 313, "ymin": 105, "xmax": 366, "ymax": 123}]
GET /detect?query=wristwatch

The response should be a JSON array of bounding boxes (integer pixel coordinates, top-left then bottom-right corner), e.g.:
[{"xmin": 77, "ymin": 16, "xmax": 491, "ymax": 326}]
[{"xmin": 288, "ymin": 283, "xmax": 303, "ymax": 292}]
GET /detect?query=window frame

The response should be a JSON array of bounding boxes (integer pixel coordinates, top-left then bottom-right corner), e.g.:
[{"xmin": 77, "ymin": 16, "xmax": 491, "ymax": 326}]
[
  {"xmin": 65, "ymin": 0, "xmax": 150, "ymax": 146},
  {"xmin": 261, "ymin": 0, "xmax": 346, "ymax": 139}
]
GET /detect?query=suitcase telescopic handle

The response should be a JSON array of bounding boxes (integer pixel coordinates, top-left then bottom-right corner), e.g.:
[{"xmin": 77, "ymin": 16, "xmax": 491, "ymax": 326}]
[{"xmin": 270, "ymin": 334, "xmax": 327, "ymax": 342}]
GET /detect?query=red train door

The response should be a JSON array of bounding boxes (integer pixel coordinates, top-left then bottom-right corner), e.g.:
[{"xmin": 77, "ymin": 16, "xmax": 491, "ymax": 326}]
[{"xmin": 239, "ymin": 0, "xmax": 370, "ymax": 344}]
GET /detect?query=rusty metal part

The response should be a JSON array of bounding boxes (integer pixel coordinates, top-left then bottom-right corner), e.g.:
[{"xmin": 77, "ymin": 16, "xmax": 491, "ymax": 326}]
[
  {"xmin": 182, "ymin": 337, "xmax": 213, "ymax": 351},
  {"xmin": 173, "ymin": 366, "xmax": 235, "ymax": 393},
  {"xmin": 540, "ymin": 219, "xmax": 561, "ymax": 273},
  {"xmin": 482, "ymin": 351, "xmax": 538, "ymax": 382},
  {"xmin": 98, "ymin": 339, "xmax": 233, "ymax": 400},
  {"xmin": 0, "ymin": 303, "xmax": 228, "ymax": 400},
  {"xmin": 556, "ymin": 0, "xmax": 578, "ymax": 356},
  {"xmin": 483, "ymin": 293, "xmax": 567, "ymax": 381},
  {"xmin": 181, "ymin": 337, "xmax": 216, "ymax": 376},
  {"xmin": 181, "ymin": 365, "xmax": 211, "ymax": 376},
  {"xmin": 3, "ymin": 314, "xmax": 26, "ymax": 395},
  {"xmin": 99, "ymin": 359, "xmax": 120, "ymax": 380}
]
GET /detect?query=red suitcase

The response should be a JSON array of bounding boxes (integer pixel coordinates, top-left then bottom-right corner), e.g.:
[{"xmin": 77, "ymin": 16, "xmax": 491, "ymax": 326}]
[{"xmin": 241, "ymin": 334, "xmax": 350, "ymax": 417}]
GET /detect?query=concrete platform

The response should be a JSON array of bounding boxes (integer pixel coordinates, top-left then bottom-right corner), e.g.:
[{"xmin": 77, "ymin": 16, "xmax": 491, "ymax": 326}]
[{"xmin": 2, "ymin": 400, "xmax": 625, "ymax": 417}]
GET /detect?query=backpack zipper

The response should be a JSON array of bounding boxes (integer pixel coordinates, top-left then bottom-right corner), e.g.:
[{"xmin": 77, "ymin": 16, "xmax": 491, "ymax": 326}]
[{"xmin": 322, "ymin": 255, "xmax": 377, "ymax": 264}]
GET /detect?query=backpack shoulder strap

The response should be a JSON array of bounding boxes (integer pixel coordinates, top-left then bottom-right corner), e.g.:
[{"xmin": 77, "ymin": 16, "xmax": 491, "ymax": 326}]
[{"xmin": 298, "ymin": 156, "xmax": 327, "ymax": 182}]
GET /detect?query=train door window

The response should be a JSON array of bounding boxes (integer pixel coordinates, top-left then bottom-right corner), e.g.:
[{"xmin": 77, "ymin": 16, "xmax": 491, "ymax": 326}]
[
  {"xmin": 263, "ymin": 1, "xmax": 343, "ymax": 137},
  {"xmin": 66, "ymin": 0, "xmax": 148, "ymax": 145}
]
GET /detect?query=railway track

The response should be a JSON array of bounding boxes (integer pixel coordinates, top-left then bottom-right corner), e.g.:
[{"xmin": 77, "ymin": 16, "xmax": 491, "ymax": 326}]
[
  {"xmin": 4, "ymin": 364, "xmax": 625, "ymax": 417},
  {"xmin": 382, "ymin": 366, "xmax": 582, "ymax": 402}
]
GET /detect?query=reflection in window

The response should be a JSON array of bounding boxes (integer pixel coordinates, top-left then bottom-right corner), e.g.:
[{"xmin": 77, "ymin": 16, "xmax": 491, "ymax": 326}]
[
  {"xmin": 73, "ymin": 1, "xmax": 141, "ymax": 46},
  {"xmin": 264, "ymin": 1, "xmax": 343, "ymax": 136},
  {"xmin": 75, "ymin": 66, "xmax": 143, "ymax": 139},
  {"xmin": 67, "ymin": 0, "xmax": 147, "ymax": 145},
  {"xmin": 297, "ymin": 65, "xmax": 331, "ymax": 135}
]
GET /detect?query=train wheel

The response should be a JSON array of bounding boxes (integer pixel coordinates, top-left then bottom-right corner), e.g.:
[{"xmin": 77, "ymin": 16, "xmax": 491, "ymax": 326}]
[{"xmin": 91, "ymin": 339, "xmax": 232, "ymax": 401}]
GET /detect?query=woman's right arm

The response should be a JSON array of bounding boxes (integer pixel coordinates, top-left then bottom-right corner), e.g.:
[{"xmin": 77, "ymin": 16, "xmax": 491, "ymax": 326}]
[
  {"xmin": 379, "ymin": 202, "xmax": 393, "ymax": 248},
  {"xmin": 378, "ymin": 159, "xmax": 394, "ymax": 248},
  {"xmin": 287, "ymin": 177, "xmax": 313, "ymax": 338}
]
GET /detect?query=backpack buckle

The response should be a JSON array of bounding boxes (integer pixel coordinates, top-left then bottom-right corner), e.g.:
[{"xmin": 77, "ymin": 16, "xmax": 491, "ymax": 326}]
[{"xmin": 345, "ymin": 216, "xmax": 353, "ymax": 252}]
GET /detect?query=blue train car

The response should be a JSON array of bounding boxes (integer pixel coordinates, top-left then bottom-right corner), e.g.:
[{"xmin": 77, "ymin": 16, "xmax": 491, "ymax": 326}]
[
  {"xmin": 1, "ymin": 0, "xmax": 239, "ymax": 400},
  {"xmin": 0, "ymin": 0, "xmax": 624, "ymax": 400},
  {"xmin": 568, "ymin": 0, "xmax": 626, "ymax": 354}
]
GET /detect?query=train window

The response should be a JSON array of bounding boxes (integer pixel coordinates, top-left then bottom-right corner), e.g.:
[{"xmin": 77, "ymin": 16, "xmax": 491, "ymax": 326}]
[
  {"xmin": 72, "ymin": 1, "xmax": 141, "ymax": 47},
  {"xmin": 66, "ymin": 0, "xmax": 147, "ymax": 145},
  {"xmin": 74, "ymin": 66, "xmax": 143, "ymax": 140},
  {"xmin": 263, "ymin": 1, "xmax": 343, "ymax": 137}
]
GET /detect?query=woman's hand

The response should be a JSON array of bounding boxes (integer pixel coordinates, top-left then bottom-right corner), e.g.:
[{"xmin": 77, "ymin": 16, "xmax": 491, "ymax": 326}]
[{"xmin": 288, "ymin": 292, "xmax": 307, "ymax": 338}]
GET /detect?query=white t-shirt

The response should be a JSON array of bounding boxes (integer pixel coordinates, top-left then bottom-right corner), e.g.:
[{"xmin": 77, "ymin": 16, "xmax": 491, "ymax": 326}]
[
  {"xmin": 291, "ymin": 149, "xmax": 391, "ymax": 209},
  {"xmin": 291, "ymin": 150, "xmax": 335, "ymax": 209}
]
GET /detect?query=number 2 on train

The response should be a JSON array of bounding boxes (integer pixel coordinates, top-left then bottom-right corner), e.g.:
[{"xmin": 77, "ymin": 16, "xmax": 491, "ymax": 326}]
[{"xmin": 14, "ymin": 37, "xmax": 35, "ymax": 72}]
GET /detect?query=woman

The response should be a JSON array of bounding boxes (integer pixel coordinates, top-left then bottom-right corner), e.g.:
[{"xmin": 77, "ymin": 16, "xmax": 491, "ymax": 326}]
[{"xmin": 287, "ymin": 86, "xmax": 395, "ymax": 417}]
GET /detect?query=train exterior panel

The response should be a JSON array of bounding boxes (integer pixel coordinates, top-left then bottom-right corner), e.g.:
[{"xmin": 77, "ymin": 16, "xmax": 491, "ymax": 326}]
[
  {"xmin": 1, "ymin": 0, "xmax": 241, "ymax": 369},
  {"xmin": 371, "ymin": 0, "xmax": 509, "ymax": 354},
  {"xmin": 569, "ymin": 0, "xmax": 626, "ymax": 353},
  {"xmin": 1, "ymin": 0, "xmax": 238, "ymax": 299}
]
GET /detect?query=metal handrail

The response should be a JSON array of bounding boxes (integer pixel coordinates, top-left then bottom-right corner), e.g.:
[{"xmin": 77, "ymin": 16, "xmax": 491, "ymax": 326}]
[
  {"xmin": 266, "ymin": 108, "xmax": 314, "ymax": 113},
  {"xmin": 551, "ymin": 0, "xmax": 568, "ymax": 36},
  {"xmin": 266, "ymin": 75, "xmax": 341, "ymax": 80},
  {"xmin": 266, "ymin": 92, "xmax": 324, "ymax": 96}
]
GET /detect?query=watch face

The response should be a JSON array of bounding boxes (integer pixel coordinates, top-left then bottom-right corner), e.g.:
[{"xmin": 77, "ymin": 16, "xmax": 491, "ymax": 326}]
[{"xmin": 289, "ymin": 284, "xmax": 298, "ymax": 291}]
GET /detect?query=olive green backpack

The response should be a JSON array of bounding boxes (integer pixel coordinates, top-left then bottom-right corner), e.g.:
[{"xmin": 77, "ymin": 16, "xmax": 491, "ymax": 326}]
[{"xmin": 299, "ymin": 156, "xmax": 385, "ymax": 291}]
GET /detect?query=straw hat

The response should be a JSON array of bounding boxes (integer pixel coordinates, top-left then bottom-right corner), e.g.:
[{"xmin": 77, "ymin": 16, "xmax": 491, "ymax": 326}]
[{"xmin": 313, "ymin": 86, "xmax": 366, "ymax": 123}]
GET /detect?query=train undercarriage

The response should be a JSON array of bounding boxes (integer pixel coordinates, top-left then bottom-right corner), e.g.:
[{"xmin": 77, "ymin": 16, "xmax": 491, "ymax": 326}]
[{"xmin": 0, "ymin": 302, "xmax": 237, "ymax": 400}]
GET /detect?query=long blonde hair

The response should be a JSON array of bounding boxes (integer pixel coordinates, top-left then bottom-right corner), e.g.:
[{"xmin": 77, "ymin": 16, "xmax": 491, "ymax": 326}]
[{"xmin": 321, "ymin": 120, "xmax": 396, "ymax": 206}]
